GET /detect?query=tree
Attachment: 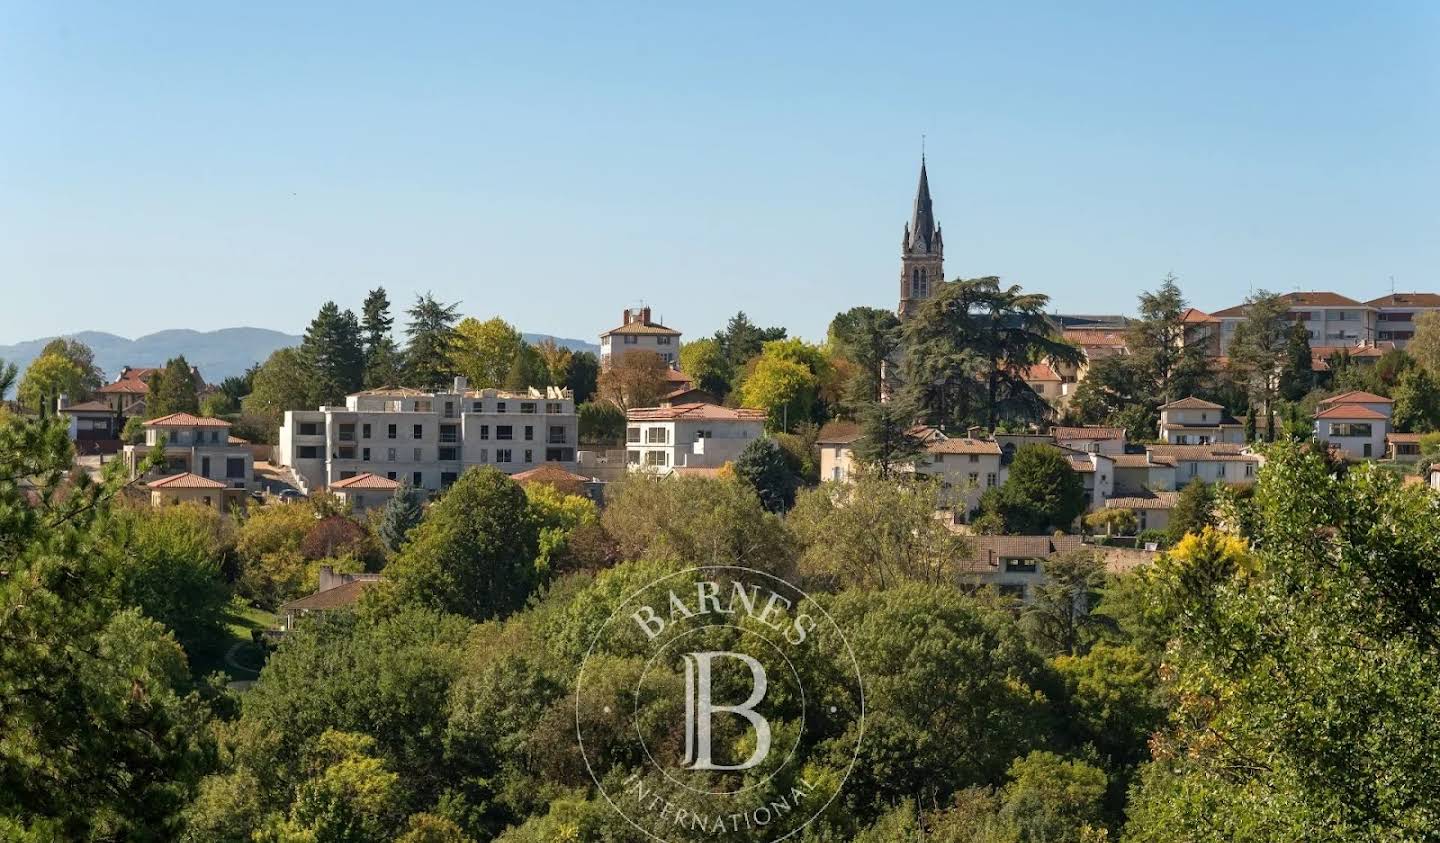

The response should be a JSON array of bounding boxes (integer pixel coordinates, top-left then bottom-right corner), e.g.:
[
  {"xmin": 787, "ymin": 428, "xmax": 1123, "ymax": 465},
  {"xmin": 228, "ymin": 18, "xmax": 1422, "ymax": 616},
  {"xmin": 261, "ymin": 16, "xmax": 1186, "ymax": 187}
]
[
  {"xmin": 148, "ymin": 355, "xmax": 202, "ymax": 417},
  {"xmin": 1083, "ymin": 506, "xmax": 1137, "ymax": 536},
  {"xmin": 1392, "ymin": 366, "xmax": 1440, "ymax": 433},
  {"xmin": 1128, "ymin": 274, "xmax": 1210, "ymax": 406},
  {"xmin": 17, "ymin": 352, "xmax": 87, "ymax": 415},
  {"xmin": 502, "ymin": 342, "xmax": 548, "ymax": 390},
  {"xmin": 851, "ymin": 399, "xmax": 923, "ymax": 478},
  {"xmin": 901, "ymin": 277, "xmax": 1083, "ymax": 431},
  {"xmin": 790, "ymin": 473, "xmax": 968, "ymax": 588},
  {"xmin": 383, "ymin": 468, "xmax": 538, "ymax": 621},
  {"xmin": 678, "ymin": 337, "xmax": 732, "ymax": 399},
  {"xmin": 576, "ymin": 401, "xmax": 625, "ymax": 445},
  {"xmin": 1278, "ymin": 321, "xmax": 1314, "ymax": 401},
  {"xmin": 246, "ymin": 348, "xmax": 312, "ymax": 442},
  {"xmin": 110, "ymin": 503, "xmax": 232, "ymax": 659},
  {"xmin": 533, "ymin": 338, "xmax": 572, "ymax": 388},
  {"xmin": 234, "ymin": 501, "xmax": 317, "ymax": 608},
  {"xmin": 1166, "ymin": 477, "xmax": 1216, "ymax": 544},
  {"xmin": 732, "ymin": 437, "xmax": 796, "ymax": 512},
  {"xmin": 978, "ymin": 444, "xmax": 1086, "ymax": 533},
  {"xmin": 564, "ymin": 351, "xmax": 599, "ymax": 404},
  {"xmin": 0, "ymin": 358, "xmax": 16, "ymax": 400},
  {"xmin": 997, "ymin": 751, "xmax": 1108, "ymax": 842},
  {"xmin": 829, "ymin": 306, "xmax": 902, "ymax": 406},
  {"xmin": 523, "ymin": 482, "xmax": 599, "ymax": 578},
  {"xmin": 403, "ymin": 293, "xmax": 460, "ymax": 388},
  {"xmin": 378, "ymin": 482, "xmax": 425, "ymax": 554},
  {"xmin": 738, "ymin": 354, "xmax": 818, "ymax": 431},
  {"xmin": 1020, "ymin": 547, "xmax": 1108, "ymax": 656},
  {"xmin": 37, "ymin": 337, "xmax": 104, "ymax": 397},
  {"xmin": 1244, "ymin": 407, "xmax": 1257, "ymax": 442},
  {"xmin": 1409, "ymin": 311, "xmax": 1440, "ymax": 377},
  {"xmin": 596, "ymin": 349, "xmax": 667, "ymax": 410},
  {"xmin": 714, "ymin": 311, "xmax": 786, "ymax": 371},
  {"xmin": 300, "ymin": 302, "xmax": 365, "ymax": 405},
  {"xmin": 1227, "ymin": 291, "xmax": 1289, "ymax": 441},
  {"xmin": 451, "ymin": 317, "xmax": 523, "ymax": 389},
  {"xmin": 361, "ymin": 287, "xmax": 403, "ymax": 389},
  {"xmin": 0, "ymin": 415, "xmax": 214, "ymax": 837}
]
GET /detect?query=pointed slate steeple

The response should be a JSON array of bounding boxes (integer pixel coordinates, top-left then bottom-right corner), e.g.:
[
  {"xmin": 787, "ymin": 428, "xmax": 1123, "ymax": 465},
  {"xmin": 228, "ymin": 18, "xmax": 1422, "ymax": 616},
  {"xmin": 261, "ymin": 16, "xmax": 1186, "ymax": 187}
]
[{"xmin": 898, "ymin": 156, "xmax": 944, "ymax": 318}]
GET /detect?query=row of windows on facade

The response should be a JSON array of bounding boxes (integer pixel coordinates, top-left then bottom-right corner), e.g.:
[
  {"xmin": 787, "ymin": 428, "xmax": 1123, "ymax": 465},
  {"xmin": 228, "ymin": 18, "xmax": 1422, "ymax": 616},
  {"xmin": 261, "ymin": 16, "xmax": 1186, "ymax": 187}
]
[
  {"xmin": 626, "ymin": 428, "xmax": 715, "ymax": 444},
  {"xmin": 299, "ymin": 421, "xmax": 566, "ymax": 443},
  {"xmin": 627, "ymin": 449, "xmax": 670, "ymax": 466},
  {"xmin": 168, "ymin": 456, "xmax": 247, "ymax": 478},
  {"xmin": 314, "ymin": 445, "xmax": 574, "ymax": 466},
  {"xmin": 308, "ymin": 400, "xmax": 567, "ymax": 422},
  {"xmin": 618, "ymin": 336, "xmax": 673, "ymax": 345}
]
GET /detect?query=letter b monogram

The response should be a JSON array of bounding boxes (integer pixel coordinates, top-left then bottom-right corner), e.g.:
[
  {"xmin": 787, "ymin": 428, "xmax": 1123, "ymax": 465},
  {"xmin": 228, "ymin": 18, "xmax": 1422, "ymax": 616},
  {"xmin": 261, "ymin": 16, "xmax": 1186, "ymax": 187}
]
[{"xmin": 681, "ymin": 652, "xmax": 772, "ymax": 771}]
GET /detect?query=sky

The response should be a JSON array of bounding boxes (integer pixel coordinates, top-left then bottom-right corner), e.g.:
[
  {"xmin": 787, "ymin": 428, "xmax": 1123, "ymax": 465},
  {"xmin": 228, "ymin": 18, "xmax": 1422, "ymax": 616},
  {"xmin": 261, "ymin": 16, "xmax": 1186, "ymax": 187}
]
[{"xmin": 1, "ymin": 1, "xmax": 1437, "ymax": 346}]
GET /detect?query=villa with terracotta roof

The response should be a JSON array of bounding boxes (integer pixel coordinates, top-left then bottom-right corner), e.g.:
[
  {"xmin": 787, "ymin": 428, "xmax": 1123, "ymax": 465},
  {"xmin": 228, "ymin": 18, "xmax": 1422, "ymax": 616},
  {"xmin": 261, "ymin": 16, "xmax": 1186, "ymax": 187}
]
[
  {"xmin": 326, "ymin": 472, "xmax": 402, "ymax": 512},
  {"xmin": 1387, "ymin": 432, "xmax": 1424, "ymax": 463},
  {"xmin": 600, "ymin": 306, "xmax": 682, "ymax": 370},
  {"xmin": 1145, "ymin": 443, "xmax": 1261, "ymax": 484},
  {"xmin": 278, "ymin": 565, "xmax": 383, "ymax": 632},
  {"xmin": 123, "ymin": 412, "xmax": 255, "ymax": 500},
  {"xmin": 625, "ymin": 403, "xmax": 767, "ymax": 475},
  {"xmin": 1104, "ymin": 489, "xmax": 1180, "ymax": 533},
  {"xmin": 1314, "ymin": 391, "xmax": 1393, "ymax": 460},
  {"xmin": 1158, "ymin": 397, "xmax": 1245, "ymax": 445},
  {"xmin": 951, "ymin": 534, "xmax": 1088, "ymax": 603},
  {"xmin": 147, "ymin": 471, "xmax": 229, "ymax": 510},
  {"xmin": 94, "ymin": 364, "xmax": 208, "ymax": 418}
]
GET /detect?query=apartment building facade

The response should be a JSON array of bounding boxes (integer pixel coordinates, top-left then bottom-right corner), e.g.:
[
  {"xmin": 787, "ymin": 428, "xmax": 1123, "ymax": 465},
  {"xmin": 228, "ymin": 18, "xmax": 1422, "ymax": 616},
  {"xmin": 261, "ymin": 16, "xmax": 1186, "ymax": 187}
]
[
  {"xmin": 1206, "ymin": 291, "xmax": 1440, "ymax": 354},
  {"xmin": 625, "ymin": 403, "xmax": 767, "ymax": 475},
  {"xmin": 278, "ymin": 379, "xmax": 578, "ymax": 495},
  {"xmin": 600, "ymin": 307, "xmax": 682, "ymax": 369}
]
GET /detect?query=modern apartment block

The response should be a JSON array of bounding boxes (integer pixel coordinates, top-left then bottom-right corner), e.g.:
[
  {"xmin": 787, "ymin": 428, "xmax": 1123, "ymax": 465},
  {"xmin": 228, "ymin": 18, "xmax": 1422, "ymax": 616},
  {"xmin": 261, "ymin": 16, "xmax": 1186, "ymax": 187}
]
[
  {"xmin": 600, "ymin": 306, "xmax": 681, "ymax": 369},
  {"xmin": 277, "ymin": 378, "xmax": 578, "ymax": 496},
  {"xmin": 1208, "ymin": 291, "xmax": 1440, "ymax": 354},
  {"xmin": 625, "ymin": 403, "xmax": 767, "ymax": 475}
]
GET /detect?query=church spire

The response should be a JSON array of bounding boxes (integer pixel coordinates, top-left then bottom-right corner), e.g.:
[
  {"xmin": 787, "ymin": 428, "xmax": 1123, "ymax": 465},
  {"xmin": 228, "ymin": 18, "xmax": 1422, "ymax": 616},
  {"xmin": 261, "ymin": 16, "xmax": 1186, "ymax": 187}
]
[
  {"xmin": 906, "ymin": 157, "xmax": 941, "ymax": 254},
  {"xmin": 898, "ymin": 155, "xmax": 944, "ymax": 318}
]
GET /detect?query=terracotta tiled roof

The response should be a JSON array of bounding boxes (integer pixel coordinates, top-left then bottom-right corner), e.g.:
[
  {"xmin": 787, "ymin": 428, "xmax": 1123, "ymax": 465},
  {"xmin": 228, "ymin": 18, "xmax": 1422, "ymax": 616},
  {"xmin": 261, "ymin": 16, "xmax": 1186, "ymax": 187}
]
[
  {"xmin": 927, "ymin": 438, "xmax": 1001, "ymax": 456},
  {"xmin": 1180, "ymin": 308, "xmax": 1218, "ymax": 324},
  {"xmin": 97, "ymin": 379, "xmax": 150, "ymax": 394},
  {"xmin": 627, "ymin": 403, "xmax": 768, "ymax": 422},
  {"xmin": 144, "ymin": 412, "xmax": 232, "ymax": 428},
  {"xmin": 1145, "ymin": 444, "xmax": 1259, "ymax": 462},
  {"xmin": 816, "ymin": 420, "xmax": 863, "ymax": 444},
  {"xmin": 1062, "ymin": 329, "xmax": 1128, "ymax": 347},
  {"xmin": 1053, "ymin": 426, "xmax": 1125, "ymax": 441},
  {"xmin": 660, "ymin": 386, "xmax": 716, "ymax": 403},
  {"xmin": 955, "ymin": 535, "xmax": 1087, "ymax": 573},
  {"xmin": 1160, "ymin": 396, "xmax": 1223, "ymax": 410},
  {"xmin": 280, "ymin": 579, "xmax": 379, "ymax": 612},
  {"xmin": 1366, "ymin": 293, "xmax": 1440, "ymax": 308},
  {"xmin": 148, "ymin": 472, "xmax": 227, "ymax": 489},
  {"xmin": 1320, "ymin": 390, "xmax": 1394, "ymax": 405},
  {"xmin": 1112, "ymin": 453, "xmax": 1177, "ymax": 468},
  {"xmin": 1212, "ymin": 291, "xmax": 1368, "ymax": 318},
  {"xmin": 1105, "ymin": 490, "xmax": 1180, "ymax": 511},
  {"xmin": 511, "ymin": 464, "xmax": 589, "ymax": 484},
  {"xmin": 1387, "ymin": 432, "xmax": 1424, "ymax": 443},
  {"xmin": 662, "ymin": 369, "xmax": 692, "ymax": 384},
  {"xmin": 328, "ymin": 472, "xmax": 401, "ymax": 491},
  {"xmin": 1315, "ymin": 404, "xmax": 1388, "ymax": 420},
  {"xmin": 601, "ymin": 321, "xmax": 681, "ymax": 337},
  {"xmin": 1020, "ymin": 362, "xmax": 1061, "ymax": 381},
  {"xmin": 58, "ymin": 400, "xmax": 113, "ymax": 413}
]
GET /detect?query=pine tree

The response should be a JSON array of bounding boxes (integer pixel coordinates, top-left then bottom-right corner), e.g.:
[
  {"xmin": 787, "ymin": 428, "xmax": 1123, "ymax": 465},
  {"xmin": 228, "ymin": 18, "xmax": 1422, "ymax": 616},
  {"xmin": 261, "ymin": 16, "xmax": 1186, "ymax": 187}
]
[
  {"xmin": 300, "ymin": 302, "xmax": 365, "ymax": 405},
  {"xmin": 1244, "ymin": 409, "xmax": 1257, "ymax": 443},
  {"xmin": 733, "ymin": 438, "xmax": 797, "ymax": 513},
  {"xmin": 852, "ymin": 399, "xmax": 923, "ymax": 479},
  {"xmin": 379, "ymin": 482, "xmax": 425, "ymax": 553},
  {"xmin": 361, "ymin": 287, "xmax": 402, "ymax": 388},
  {"xmin": 148, "ymin": 356, "xmax": 200, "ymax": 417},
  {"xmin": 403, "ymin": 293, "xmax": 460, "ymax": 388}
]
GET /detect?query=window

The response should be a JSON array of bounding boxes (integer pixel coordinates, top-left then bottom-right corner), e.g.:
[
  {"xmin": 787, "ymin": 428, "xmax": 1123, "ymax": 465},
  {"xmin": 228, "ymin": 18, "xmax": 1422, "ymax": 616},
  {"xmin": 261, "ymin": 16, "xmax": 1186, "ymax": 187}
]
[
  {"xmin": 1330, "ymin": 423, "xmax": 1373, "ymax": 437},
  {"xmin": 210, "ymin": 430, "xmax": 221, "ymax": 443},
  {"xmin": 226, "ymin": 457, "xmax": 245, "ymax": 479},
  {"xmin": 387, "ymin": 424, "xmax": 397, "ymax": 439},
  {"xmin": 443, "ymin": 401, "xmax": 454, "ymax": 418},
  {"xmin": 968, "ymin": 454, "xmax": 979, "ymax": 463},
  {"xmin": 695, "ymin": 429, "xmax": 712, "ymax": 439},
  {"xmin": 624, "ymin": 335, "xmax": 638, "ymax": 345},
  {"xmin": 496, "ymin": 449, "xmax": 512, "ymax": 463},
  {"xmin": 627, "ymin": 426, "xmax": 641, "ymax": 443},
  {"xmin": 339, "ymin": 470, "xmax": 356, "ymax": 480},
  {"xmin": 439, "ymin": 447, "xmax": 458, "ymax": 461},
  {"xmin": 412, "ymin": 471, "xmax": 423, "ymax": 486},
  {"xmin": 521, "ymin": 402, "xmax": 536, "ymax": 414},
  {"xmin": 496, "ymin": 402, "xmax": 507, "ymax": 413},
  {"xmin": 412, "ymin": 424, "xmax": 423, "ymax": 439},
  {"xmin": 524, "ymin": 425, "xmax": 534, "ymax": 441},
  {"xmin": 362, "ymin": 447, "xmax": 370, "ymax": 461},
  {"xmin": 968, "ymin": 472, "xmax": 978, "ymax": 484},
  {"xmin": 1245, "ymin": 462, "xmax": 1255, "ymax": 478},
  {"xmin": 387, "ymin": 448, "xmax": 397, "ymax": 461},
  {"xmin": 297, "ymin": 445, "xmax": 320, "ymax": 459},
  {"xmin": 645, "ymin": 450, "xmax": 668, "ymax": 467},
  {"xmin": 1003, "ymin": 557, "xmax": 1038, "ymax": 573},
  {"xmin": 413, "ymin": 447, "xmax": 422, "ymax": 461},
  {"xmin": 201, "ymin": 456, "xmax": 211, "ymax": 477},
  {"xmin": 628, "ymin": 450, "xmax": 641, "ymax": 464},
  {"xmin": 986, "ymin": 473, "xmax": 997, "ymax": 487},
  {"xmin": 479, "ymin": 424, "xmax": 489, "ymax": 440},
  {"xmin": 524, "ymin": 449, "xmax": 533, "ymax": 463},
  {"xmin": 476, "ymin": 448, "xmax": 487, "ymax": 463},
  {"xmin": 386, "ymin": 471, "xmax": 397, "ymax": 480},
  {"xmin": 646, "ymin": 427, "xmax": 668, "ymax": 444},
  {"xmin": 439, "ymin": 425, "xmax": 458, "ymax": 443},
  {"xmin": 546, "ymin": 447, "xmax": 573, "ymax": 462},
  {"xmin": 471, "ymin": 401, "xmax": 483, "ymax": 412},
  {"xmin": 549, "ymin": 425, "xmax": 567, "ymax": 444},
  {"xmin": 497, "ymin": 425, "xmax": 513, "ymax": 440},
  {"xmin": 298, "ymin": 422, "xmax": 320, "ymax": 436},
  {"xmin": 441, "ymin": 471, "xmax": 458, "ymax": 486},
  {"xmin": 545, "ymin": 402, "xmax": 562, "ymax": 414},
  {"xmin": 362, "ymin": 423, "xmax": 371, "ymax": 439}
]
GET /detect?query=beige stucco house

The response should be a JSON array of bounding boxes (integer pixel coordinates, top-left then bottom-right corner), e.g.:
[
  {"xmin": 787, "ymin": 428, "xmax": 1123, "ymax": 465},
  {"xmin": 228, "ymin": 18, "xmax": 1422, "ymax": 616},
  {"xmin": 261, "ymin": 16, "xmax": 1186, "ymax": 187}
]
[
  {"xmin": 1158, "ymin": 397, "xmax": 1245, "ymax": 445},
  {"xmin": 625, "ymin": 403, "xmax": 767, "ymax": 475},
  {"xmin": 600, "ymin": 307, "xmax": 681, "ymax": 369},
  {"xmin": 1314, "ymin": 391, "xmax": 1393, "ymax": 461}
]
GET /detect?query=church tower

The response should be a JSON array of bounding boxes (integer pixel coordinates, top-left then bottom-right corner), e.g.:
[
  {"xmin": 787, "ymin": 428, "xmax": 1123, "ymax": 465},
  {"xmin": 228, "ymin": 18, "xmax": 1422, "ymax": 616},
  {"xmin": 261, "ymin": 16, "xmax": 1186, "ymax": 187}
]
[{"xmin": 898, "ymin": 157, "xmax": 943, "ymax": 318}]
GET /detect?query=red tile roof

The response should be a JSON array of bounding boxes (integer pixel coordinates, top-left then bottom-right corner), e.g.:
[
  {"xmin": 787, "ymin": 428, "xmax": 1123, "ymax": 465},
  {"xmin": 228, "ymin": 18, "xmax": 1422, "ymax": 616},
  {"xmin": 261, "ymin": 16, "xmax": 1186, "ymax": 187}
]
[
  {"xmin": 954, "ymin": 535, "xmax": 1087, "ymax": 573},
  {"xmin": 1366, "ymin": 293, "xmax": 1440, "ymax": 308},
  {"xmin": 1387, "ymin": 432, "xmax": 1424, "ymax": 443},
  {"xmin": 927, "ymin": 438, "xmax": 1002, "ymax": 456},
  {"xmin": 627, "ymin": 403, "xmax": 768, "ymax": 422},
  {"xmin": 58, "ymin": 400, "xmax": 114, "ymax": 413},
  {"xmin": 1112, "ymin": 453, "xmax": 1177, "ymax": 468},
  {"xmin": 1180, "ymin": 308, "xmax": 1218, "ymax": 324},
  {"xmin": 1160, "ymin": 396, "xmax": 1224, "ymax": 410},
  {"xmin": 511, "ymin": 464, "xmax": 590, "ymax": 484},
  {"xmin": 1062, "ymin": 329, "xmax": 1128, "ymax": 347},
  {"xmin": 144, "ymin": 412, "xmax": 232, "ymax": 428},
  {"xmin": 601, "ymin": 321, "xmax": 681, "ymax": 337},
  {"xmin": 1315, "ymin": 404, "xmax": 1388, "ymax": 420},
  {"xmin": 328, "ymin": 472, "xmax": 401, "ymax": 491},
  {"xmin": 1320, "ymin": 390, "xmax": 1394, "ymax": 405},
  {"xmin": 1106, "ymin": 490, "xmax": 1180, "ymax": 510},
  {"xmin": 148, "ymin": 472, "xmax": 227, "ymax": 489},
  {"xmin": 1145, "ymin": 444, "xmax": 1258, "ymax": 462},
  {"xmin": 1021, "ymin": 362, "xmax": 1061, "ymax": 381},
  {"xmin": 1212, "ymin": 291, "xmax": 1368, "ymax": 318}
]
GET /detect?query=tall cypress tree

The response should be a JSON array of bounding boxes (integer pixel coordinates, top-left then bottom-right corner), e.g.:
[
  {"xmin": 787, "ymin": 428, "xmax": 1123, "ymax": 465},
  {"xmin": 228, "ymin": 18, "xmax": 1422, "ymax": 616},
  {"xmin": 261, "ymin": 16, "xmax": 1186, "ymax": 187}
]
[
  {"xmin": 403, "ymin": 293, "xmax": 460, "ymax": 388},
  {"xmin": 361, "ymin": 287, "xmax": 402, "ymax": 388}
]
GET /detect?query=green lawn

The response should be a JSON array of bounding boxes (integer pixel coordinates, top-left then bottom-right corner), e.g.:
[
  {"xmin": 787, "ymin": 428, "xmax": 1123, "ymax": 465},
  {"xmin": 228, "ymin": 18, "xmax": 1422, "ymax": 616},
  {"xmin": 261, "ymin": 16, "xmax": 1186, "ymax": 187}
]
[{"xmin": 190, "ymin": 603, "xmax": 277, "ymax": 683}]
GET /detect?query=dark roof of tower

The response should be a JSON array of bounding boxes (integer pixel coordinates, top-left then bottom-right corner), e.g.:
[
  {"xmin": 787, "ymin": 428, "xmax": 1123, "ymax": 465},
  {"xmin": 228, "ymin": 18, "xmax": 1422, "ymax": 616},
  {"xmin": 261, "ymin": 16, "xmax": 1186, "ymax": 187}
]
[{"xmin": 906, "ymin": 158, "xmax": 941, "ymax": 254}]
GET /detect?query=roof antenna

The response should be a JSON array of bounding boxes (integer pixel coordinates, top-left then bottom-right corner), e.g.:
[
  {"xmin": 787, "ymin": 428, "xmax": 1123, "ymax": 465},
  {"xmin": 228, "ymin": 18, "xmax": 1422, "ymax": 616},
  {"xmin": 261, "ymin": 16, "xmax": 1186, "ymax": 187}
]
[
  {"xmin": 921, "ymin": 133, "xmax": 925, "ymax": 162},
  {"xmin": 1390, "ymin": 275, "xmax": 1396, "ymax": 296}
]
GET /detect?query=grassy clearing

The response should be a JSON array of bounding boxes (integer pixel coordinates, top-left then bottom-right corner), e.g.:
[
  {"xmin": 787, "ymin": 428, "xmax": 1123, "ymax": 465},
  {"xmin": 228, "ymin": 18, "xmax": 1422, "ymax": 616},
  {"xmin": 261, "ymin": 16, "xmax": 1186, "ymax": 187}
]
[{"xmin": 189, "ymin": 602, "xmax": 277, "ymax": 682}]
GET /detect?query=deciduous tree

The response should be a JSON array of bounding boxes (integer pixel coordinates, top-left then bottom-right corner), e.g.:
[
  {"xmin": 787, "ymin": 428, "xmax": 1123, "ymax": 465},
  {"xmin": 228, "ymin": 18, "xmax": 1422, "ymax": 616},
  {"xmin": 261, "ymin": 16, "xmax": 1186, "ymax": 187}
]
[{"xmin": 978, "ymin": 444, "xmax": 1086, "ymax": 533}]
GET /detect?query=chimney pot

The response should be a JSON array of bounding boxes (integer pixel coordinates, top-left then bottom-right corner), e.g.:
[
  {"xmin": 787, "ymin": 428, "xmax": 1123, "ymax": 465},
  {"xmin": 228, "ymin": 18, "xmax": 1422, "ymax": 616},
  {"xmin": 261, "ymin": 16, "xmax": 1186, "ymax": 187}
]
[{"xmin": 453, "ymin": 375, "xmax": 468, "ymax": 394}]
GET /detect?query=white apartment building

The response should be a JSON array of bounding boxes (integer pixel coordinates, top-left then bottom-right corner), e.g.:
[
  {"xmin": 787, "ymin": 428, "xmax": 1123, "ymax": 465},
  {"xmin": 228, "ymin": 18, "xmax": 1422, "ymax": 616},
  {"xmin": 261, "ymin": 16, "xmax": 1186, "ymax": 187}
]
[
  {"xmin": 278, "ymin": 378, "xmax": 578, "ymax": 496},
  {"xmin": 1158, "ymin": 397, "xmax": 1245, "ymax": 445},
  {"xmin": 600, "ymin": 306, "xmax": 681, "ymax": 368},
  {"xmin": 1146, "ymin": 444, "xmax": 1261, "ymax": 484},
  {"xmin": 1314, "ymin": 390, "xmax": 1393, "ymax": 460},
  {"xmin": 123, "ymin": 412, "xmax": 255, "ymax": 495},
  {"xmin": 625, "ymin": 403, "xmax": 767, "ymax": 475},
  {"xmin": 1368, "ymin": 293, "xmax": 1440, "ymax": 346}
]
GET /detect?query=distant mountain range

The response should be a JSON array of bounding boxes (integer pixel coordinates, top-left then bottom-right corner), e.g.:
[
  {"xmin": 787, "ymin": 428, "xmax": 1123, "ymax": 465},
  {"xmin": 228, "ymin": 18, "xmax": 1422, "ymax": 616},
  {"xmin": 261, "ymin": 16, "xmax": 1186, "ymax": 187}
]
[{"xmin": 0, "ymin": 328, "xmax": 601, "ymax": 393}]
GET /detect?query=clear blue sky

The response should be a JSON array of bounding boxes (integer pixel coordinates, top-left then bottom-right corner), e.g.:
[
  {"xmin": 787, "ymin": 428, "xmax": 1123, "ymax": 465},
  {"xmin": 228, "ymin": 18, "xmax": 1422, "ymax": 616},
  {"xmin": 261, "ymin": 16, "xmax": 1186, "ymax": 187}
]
[{"xmin": 2, "ymin": 1, "xmax": 1437, "ymax": 345}]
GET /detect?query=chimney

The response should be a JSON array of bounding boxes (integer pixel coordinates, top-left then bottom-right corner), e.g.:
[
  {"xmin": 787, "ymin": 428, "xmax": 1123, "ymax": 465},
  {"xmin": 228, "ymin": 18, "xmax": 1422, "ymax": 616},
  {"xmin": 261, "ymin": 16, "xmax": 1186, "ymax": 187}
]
[
  {"xmin": 453, "ymin": 375, "xmax": 468, "ymax": 394},
  {"xmin": 640, "ymin": 306, "xmax": 652, "ymax": 325},
  {"xmin": 56, "ymin": 394, "xmax": 69, "ymax": 412},
  {"xmin": 622, "ymin": 309, "xmax": 633, "ymax": 326},
  {"xmin": 318, "ymin": 565, "xmax": 339, "ymax": 593},
  {"xmin": 966, "ymin": 425, "xmax": 981, "ymax": 440}
]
